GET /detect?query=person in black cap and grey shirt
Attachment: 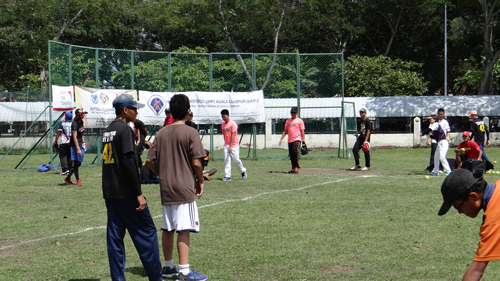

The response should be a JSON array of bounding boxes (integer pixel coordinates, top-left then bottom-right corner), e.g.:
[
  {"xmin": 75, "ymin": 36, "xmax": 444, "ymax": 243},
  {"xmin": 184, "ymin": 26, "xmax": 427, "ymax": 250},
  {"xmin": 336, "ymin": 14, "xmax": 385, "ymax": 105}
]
[
  {"xmin": 439, "ymin": 169, "xmax": 500, "ymax": 280},
  {"xmin": 63, "ymin": 108, "xmax": 87, "ymax": 186},
  {"xmin": 350, "ymin": 108, "xmax": 371, "ymax": 171},
  {"xmin": 102, "ymin": 94, "xmax": 162, "ymax": 281}
]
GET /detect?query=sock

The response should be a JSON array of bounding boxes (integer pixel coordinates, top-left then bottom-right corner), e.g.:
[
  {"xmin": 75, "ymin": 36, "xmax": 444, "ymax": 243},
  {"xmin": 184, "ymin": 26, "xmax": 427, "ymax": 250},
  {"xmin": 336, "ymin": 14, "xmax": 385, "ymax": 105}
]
[
  {"xmin": 164, "ymin": 259, "xmax": 174, "ymax": 268},
  {"xmin": 179, "ymin": 264, "xmax": 190, "ymax": 275}
]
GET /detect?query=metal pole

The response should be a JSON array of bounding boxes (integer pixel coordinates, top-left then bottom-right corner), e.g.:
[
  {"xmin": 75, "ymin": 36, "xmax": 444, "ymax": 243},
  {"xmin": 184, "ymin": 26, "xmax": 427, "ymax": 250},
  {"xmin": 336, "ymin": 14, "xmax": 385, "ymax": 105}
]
[
  {"xmin": 444, "ymin": 5, "xmax": 447, "ymax": 96},
  {"xmin": 131, "ymin": 51, "xmax": 135, "ymax": 89},
  {"xmin": 95, "ymin": 49, "xmax": 99, "ymax": 88},
  {"xmin": 24, "ymin": 86, "xmax": 30, "ymax": 155}
]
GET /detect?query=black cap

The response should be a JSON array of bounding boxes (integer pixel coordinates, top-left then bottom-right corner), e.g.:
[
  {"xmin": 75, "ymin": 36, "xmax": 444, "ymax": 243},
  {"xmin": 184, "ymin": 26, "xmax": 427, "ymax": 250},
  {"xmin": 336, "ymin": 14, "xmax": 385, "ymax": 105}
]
[
  {"xmin": 438, "ymin": 169, "xmax": 479, "ymax": 216},
  {"xmin": 291, "ymin": 107, "xmax": 298, "ymax": 113},
  {"xmin": 75, "ymin": 108, "xmax": 88, "ymax": 116},
  {"xmin": 113, "ymin": 94, "xmax": 145, "ymax": 110}
]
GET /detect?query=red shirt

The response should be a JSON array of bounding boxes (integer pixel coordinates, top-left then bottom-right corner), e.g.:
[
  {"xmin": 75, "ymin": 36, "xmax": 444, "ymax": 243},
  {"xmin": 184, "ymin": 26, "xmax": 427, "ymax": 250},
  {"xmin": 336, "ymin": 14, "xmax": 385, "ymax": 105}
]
[
  {"xmin": 458, "ymin": 140, "xmax": 481, "ymax": 160},
  {"xmin": 163, "ymin": 116, "xmax": 173, "ymax": 127}
]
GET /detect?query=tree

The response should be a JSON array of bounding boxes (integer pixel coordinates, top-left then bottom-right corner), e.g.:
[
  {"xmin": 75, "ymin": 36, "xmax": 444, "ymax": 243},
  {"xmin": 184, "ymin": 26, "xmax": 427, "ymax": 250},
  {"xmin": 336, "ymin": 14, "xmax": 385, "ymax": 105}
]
[
  {"xmin": 344, "ymin": 55, "xmax": 428, "ymax": 96},
  {"xmin": 478, "ymin": 0, "xmax": 500, "ymax": 95}
]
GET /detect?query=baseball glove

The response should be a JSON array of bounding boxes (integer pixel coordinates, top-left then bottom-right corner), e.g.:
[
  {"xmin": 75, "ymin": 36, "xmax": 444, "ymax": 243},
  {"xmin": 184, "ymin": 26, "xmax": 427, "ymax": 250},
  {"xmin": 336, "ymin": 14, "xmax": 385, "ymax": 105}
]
[
  {"xmin": 362, "ymin": 141, "xmax": 370, "ymax": 152},
  {"xmin": 52, "ymin": 142, "xmax": 59, "ymax": 153},
  {"xmin": 144, "ymin": 141, "xmax": 152, "ymax": 150},
  {"xmin": 301, "ymin": 142, "xmax": 308, "ymax": 155}
]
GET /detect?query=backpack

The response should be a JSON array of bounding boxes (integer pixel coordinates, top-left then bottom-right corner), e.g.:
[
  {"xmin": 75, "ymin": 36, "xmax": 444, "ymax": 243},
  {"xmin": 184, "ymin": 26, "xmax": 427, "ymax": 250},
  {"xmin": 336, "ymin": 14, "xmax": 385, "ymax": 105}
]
[{"xmin": 38, "ymin": 164, "xmax": 56, "ymax": 172}]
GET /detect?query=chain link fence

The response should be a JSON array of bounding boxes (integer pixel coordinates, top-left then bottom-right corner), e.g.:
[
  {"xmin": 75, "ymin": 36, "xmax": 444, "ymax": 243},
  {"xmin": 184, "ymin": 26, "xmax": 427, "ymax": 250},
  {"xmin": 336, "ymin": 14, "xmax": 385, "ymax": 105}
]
[{"xmin": 1, "ymin": 41, "xmax": 345, "ymax": 169}]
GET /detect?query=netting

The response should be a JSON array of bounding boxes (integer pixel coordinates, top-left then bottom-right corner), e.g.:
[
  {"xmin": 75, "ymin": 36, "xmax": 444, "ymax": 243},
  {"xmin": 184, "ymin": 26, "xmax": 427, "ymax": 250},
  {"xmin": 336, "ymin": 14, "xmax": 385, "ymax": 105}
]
[{"xmin": 0, "ymin": 42, "xmax": 347, "ymax": 169}]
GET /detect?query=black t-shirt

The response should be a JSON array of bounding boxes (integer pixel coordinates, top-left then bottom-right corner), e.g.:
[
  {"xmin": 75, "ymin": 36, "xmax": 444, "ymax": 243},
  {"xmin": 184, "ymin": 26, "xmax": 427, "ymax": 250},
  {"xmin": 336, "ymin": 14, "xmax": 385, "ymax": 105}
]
[
  {"xmin": 185, "ymin": 121, "xmax": 197, "ymax": 129},
  {"xmin": 70, "ymin": 120, "xmax": 84, "ymax": 147},
  {"xmin": 470, "ymin": 118, "xmax": 489, "ymax": 145},
  {"xmin": 102, "ymin": 119, "xmax": 142, "ymax": 200},
  {"xmin": 357, "ymin": 118, "xmax": 372, "ymax": 142}
]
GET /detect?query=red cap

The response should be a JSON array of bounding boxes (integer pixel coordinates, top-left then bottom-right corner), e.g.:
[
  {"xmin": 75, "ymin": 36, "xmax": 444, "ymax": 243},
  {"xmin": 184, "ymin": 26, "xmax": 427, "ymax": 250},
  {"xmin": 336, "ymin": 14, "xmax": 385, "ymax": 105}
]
[{"xmin": 463, "ymin": 131, "xmax": 470, "ymax": 137}]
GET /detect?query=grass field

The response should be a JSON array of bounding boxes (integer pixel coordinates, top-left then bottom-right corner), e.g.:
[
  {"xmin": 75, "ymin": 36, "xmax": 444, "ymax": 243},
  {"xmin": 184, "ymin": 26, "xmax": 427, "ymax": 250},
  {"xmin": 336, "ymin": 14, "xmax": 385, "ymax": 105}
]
[{"xmin": 1, "ymin": 147, "xmax": 500, "ymax": 280}]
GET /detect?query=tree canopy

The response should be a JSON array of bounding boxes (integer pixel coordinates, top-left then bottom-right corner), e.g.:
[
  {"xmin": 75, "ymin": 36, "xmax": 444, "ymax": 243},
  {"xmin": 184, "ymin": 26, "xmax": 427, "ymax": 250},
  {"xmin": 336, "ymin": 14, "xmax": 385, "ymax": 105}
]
[{"xmin": 2, "ymin": 0, "xmax": 500, "ymax": 96}]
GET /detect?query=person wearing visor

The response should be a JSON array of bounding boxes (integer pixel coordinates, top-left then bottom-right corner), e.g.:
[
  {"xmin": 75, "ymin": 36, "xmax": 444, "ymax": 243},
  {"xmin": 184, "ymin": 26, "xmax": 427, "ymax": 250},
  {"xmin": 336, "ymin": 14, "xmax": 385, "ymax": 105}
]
[
  {"xmin": 63, "ymin": 108, "xmax": 87, "ymax": 186},
  {"xmin": 438, "ymin": 169, "xmax": 500, "ymax": 280}
]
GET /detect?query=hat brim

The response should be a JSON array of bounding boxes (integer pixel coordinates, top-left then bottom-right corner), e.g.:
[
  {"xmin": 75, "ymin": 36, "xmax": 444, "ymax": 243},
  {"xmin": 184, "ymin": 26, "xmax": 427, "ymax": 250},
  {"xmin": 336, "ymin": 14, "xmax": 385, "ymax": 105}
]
[{"xmin": 438, "ymin": 200, "xmax": 453, "ymax": 216}]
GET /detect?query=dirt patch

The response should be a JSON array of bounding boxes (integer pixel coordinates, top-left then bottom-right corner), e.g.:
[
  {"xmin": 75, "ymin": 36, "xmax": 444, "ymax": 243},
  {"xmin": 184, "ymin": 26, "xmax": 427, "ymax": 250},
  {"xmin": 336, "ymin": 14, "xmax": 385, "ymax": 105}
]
[{"xmin": 324, "ymin": 265, "xmax": 360, "ymax": 276}]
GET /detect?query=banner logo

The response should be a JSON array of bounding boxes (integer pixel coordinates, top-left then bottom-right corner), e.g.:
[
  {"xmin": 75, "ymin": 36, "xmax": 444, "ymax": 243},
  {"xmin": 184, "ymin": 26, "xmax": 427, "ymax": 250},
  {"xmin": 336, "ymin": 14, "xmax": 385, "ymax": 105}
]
[
  {"xmin": 148, "ymin": 95, "xmax": 166, "ymax": 116},
  {"xmin": 100, "ymin": 92, "xmax": 110, "ymax": 105},
  {"xmin": 91, "ymin": 93, "xmax": 98, "ymax": 104},
  {"xmin": 60, "ymin": 91, "xmax": 72, "ymax": 101}
]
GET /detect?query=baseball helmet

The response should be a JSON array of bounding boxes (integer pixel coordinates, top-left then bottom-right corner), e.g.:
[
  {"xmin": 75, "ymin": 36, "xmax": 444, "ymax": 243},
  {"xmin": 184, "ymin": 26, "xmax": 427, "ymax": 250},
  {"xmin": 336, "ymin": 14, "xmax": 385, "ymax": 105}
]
[{"xmin": 362, "ymin": 141, "xmax": 370, "ymax": 152}]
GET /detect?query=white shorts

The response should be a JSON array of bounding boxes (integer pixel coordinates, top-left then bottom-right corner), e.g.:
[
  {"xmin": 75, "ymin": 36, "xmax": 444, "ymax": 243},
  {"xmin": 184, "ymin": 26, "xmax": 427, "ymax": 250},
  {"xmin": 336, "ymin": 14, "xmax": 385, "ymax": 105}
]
[{"xmin": 161, "ymin": 201, "xmax": 200, "ymax": 233}]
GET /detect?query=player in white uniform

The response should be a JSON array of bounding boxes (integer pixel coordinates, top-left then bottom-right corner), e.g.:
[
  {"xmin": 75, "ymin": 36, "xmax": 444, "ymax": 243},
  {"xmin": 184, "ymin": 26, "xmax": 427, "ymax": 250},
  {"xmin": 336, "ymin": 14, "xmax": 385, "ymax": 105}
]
[{"xmin": 435, "ymin": 108, "xmax": 451, "ymax": 176}]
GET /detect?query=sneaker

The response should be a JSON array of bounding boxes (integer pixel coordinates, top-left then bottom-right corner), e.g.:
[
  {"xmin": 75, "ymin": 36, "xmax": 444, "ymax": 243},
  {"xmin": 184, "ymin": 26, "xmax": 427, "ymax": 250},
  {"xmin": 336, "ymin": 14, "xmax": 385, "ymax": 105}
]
[
  {"xmin": 179, "ymin": 269, "xmax": 207, "ymax": 281},
  {"xmin": 222, "ymin": 177, "xmax": 231, "ymax": 181},
  {"xmin": 242, "ymin": 172, "xmax": 247, "ymax": 180},
  {"xmin": 63, "ymin": 178, "xmax": 74, "ymax": 185},
  {"xmin": 439, "ymin": 170, "xmax": 444, "ymax": 174},
  {"xmin": 350, "ymin": 165, "xmax": 361, "ymax": 170},
  {"xmin": 294, "ymin": 168, "xmax": 299, "ymax": 174},
  {"xmin": 162, "ymin": 266, "xmax": 179, "ymax": 279},
  {"xmin": 430, "ymin": 172, "xmax": 439, "ymax": 176},
  {"xmin": 361, "ymin": 166, "xmax": 370, "ymax": 171},
  {"xmin": 288, "ymin": 169, "xmax": 295, "ymax": 173},
  {"xmin": 59, "ymin": 171, "xmax": 69, "ymax": 176},
  {"xmin": 445, "ymin": 172, "xmax": 451, "ymax": 176},
  {"xmin": 76, "ymin": 179, "xmax": 82, "ymax": 186}
]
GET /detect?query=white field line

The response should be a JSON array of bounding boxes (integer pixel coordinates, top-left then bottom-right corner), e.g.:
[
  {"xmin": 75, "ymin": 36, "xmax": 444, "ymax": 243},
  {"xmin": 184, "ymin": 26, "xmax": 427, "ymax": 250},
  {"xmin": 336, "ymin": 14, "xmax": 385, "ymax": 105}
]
[{"xmin": 1, "ymin": 176, "xmax": 362, "ymax": 251}]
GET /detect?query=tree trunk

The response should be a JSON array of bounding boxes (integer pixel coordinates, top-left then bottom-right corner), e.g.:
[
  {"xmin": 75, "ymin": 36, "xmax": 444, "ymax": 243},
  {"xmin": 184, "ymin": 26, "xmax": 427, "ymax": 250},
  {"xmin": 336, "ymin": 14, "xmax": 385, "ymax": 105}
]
[{"xmin": 478, "ymin": 0, "xmax": 500, "ymax": 95}]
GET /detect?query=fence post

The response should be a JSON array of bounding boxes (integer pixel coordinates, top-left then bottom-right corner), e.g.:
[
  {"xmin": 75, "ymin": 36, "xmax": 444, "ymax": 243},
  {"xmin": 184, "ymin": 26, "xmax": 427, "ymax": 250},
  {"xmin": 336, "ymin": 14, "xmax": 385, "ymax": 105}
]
[
  {"xmin": 168, "ymin": 53, "xmax": 172, "ymax": 92},
  {"xmin": 131, "ymin": 51, "xmax": 135, "ymax": 89},
  {"xmin": 68, "ymin": 45, "xmax": 72, "ymax": 86},
  {"xmin": 95, "ymin": 49, "xmax": 99, "ymax": 88},
  {"xmin": 296, "ymin": 54, "xmax": 301, "ymax": 114},
  {"xmin": 253, "ymin": 124, "xmax": 257, "ymax": 159},
  {"xmin": 210, "ymin": 124, "xmax": 214, "ymax": 161},
  {"xmin": 252, "ymin": 54, "xmax": 257, "ymax": 90},
  {"xmin": 209, "ymin": 53, "xmax": 213, "ymax": 92}
]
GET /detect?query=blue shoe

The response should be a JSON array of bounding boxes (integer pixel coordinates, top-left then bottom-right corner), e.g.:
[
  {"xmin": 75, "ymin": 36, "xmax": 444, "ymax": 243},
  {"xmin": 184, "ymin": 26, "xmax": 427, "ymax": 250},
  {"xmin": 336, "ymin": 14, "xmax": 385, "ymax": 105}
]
[
  {"xmin": 162, "ymin": 266, "xmax": 179, "ymax": 279},
  {"xmin": 179, "ymin": 269, "xmax": 207, "ymax": 281},
  {"xmin": 430, "ymin": 172, "xmax": 439, "ymax": 176},
  {"xmin": 445, "ymin": 172, "xmax": 451, "ymax": 176},
  {"xmin": 242, "ymin": 172, "xmax": 247, "ymax": 180},
  {"xmin": 222, "ymin": 177, "xmax": 231, "ymax": 181}
]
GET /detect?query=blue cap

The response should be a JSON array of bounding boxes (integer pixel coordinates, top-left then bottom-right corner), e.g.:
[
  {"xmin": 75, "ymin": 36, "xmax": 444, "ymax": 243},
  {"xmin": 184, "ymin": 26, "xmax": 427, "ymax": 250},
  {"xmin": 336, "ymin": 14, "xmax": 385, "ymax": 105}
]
[
  {"xmin": 112, "ymin": 94, "xmax": 145, "ymax": 109},
  {"xmin": 65, "ymin": 112, "xmax": 72, "ymax": 119}
]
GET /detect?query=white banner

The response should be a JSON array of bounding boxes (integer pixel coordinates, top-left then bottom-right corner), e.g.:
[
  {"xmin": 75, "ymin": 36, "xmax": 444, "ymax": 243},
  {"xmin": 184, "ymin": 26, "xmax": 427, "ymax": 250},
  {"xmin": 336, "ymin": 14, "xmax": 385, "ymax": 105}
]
[
  {"xmin": 138, "ymin": 91, "xmax": 266, "ymax": 125},
  {"xmin": 51, "ymin": 85, "xmax": 74, "ymax": 111},
  {"xmin": 75, "ymin": 86, "xmax": 138, "ymax": 128}
]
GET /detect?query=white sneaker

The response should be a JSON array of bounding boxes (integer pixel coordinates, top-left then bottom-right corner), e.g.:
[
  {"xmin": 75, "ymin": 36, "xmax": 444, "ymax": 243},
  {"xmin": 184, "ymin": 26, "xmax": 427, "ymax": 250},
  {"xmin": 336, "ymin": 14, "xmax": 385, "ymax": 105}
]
[
  {"xmin": 439, "ymin": 170, "xmax": 444, "ymax": 174},
  {"xmin": 350, "ymin": 165, "xmax": 360, "ymax": 170},
  {"xmin": 361, "ymin": 166, "xmax": 370, "ymax": 171}
]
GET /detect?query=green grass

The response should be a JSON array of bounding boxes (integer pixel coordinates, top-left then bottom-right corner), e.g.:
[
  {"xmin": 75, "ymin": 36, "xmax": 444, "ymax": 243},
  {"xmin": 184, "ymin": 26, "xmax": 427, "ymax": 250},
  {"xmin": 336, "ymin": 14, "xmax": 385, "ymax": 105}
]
[{"xmin": 1, "ymin": 147, "xmax": 500, "ymax": 280}]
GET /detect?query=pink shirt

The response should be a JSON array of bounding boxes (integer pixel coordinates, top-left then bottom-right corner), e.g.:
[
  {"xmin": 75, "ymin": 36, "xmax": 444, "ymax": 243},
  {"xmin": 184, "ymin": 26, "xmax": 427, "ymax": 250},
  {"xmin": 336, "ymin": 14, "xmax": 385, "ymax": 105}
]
[
  {"xmin": 221, "ymin": 120, "xmax": 239, "ymax": 147},
  {"xmin": 285, "ymin": 118, "xmax": 305, "ymax": 143}
]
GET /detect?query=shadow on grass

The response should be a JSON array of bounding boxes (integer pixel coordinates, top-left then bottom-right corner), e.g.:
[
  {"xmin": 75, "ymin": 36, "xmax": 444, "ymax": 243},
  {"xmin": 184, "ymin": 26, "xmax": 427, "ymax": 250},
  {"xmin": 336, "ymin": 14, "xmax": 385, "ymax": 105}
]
[
  {"xmin": 125, "ymin": 266, "xmax": 148, "ymax": 277},
  {"xmin": 69, "ymin": 279, "xmax": 100, "ymax": 281}
]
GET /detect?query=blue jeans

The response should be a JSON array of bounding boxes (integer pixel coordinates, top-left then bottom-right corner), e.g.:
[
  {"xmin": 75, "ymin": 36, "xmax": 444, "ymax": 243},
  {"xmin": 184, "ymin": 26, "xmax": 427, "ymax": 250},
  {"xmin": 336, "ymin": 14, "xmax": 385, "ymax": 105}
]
[{"xmin": 479, "ymin": 144, "xmax": 489, "ymax": 162}]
